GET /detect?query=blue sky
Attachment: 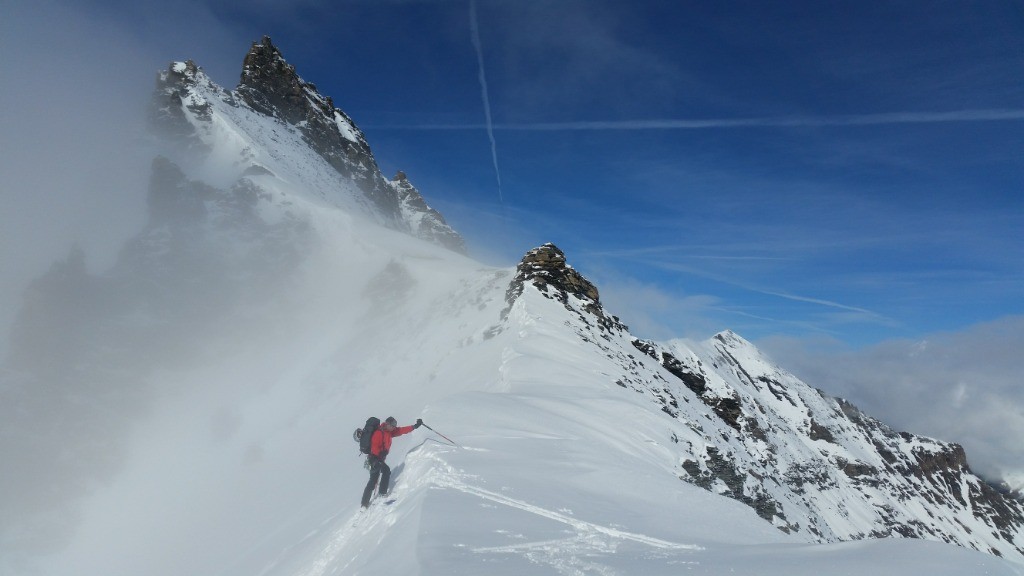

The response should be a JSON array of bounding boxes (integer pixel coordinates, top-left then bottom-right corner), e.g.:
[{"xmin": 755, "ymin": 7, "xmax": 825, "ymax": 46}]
[
  {"xmin": 179, "ymin": 0, "xmax": 1023, "ymax": 348},
  {"xmin": 3, "ymin": 1, "xmax": 1024, "ymax": 477}
]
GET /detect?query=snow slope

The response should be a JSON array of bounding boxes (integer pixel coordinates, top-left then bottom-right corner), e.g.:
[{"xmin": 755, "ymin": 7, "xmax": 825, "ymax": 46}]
[
  {"xmin": 28, "ymin": 248, "xmax": 1024, "ymax": 575},
  {"xmin": 28, "ymin": 245, "xmax": 1024, "ymax": 575}
]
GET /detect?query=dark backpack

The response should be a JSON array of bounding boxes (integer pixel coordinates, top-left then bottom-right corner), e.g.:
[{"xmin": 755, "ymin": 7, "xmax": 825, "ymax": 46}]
[{"xmin": 354, "ymin": 417, "xmax": 380, "ymax": 455}]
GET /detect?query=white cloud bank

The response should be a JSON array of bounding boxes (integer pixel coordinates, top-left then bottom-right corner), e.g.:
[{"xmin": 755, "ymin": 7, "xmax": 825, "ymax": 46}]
[{"xmin": 760, "ymin": 315, "xmax": 1024, "ymax": 483}]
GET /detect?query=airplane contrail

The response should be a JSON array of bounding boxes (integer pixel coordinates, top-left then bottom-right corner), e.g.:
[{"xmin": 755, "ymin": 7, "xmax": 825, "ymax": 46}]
[
  {"xmin": 497, "ymin": 108, "xmax": 1024, "ymax": 130},
  {"xmin": 469, "ymin": 0, "xmax": 503, "ymax": 204},
  {"xmin": 373, "ymin": 108, "xmax": 1024, "ymax": 131}
]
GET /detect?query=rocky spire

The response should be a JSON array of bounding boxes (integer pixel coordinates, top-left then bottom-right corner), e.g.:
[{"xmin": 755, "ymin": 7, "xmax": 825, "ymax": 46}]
[
  {"xmin": 503, "ymin": 244, "xmax": 625, "ymax": 332},
  {"xmin": 236, "ymin": 37, "xmax": 390, "ymax": 211},
  {"xmin": 233, "ymin": 37, "xmax": 469, "ymax": 252},
  {"xmin": 238, "ymin": 36, "xmax": 325, "ymax": 124},
  {"xmin": 506, "ymin": 244, "xmax": 599, "ymax": 303}
]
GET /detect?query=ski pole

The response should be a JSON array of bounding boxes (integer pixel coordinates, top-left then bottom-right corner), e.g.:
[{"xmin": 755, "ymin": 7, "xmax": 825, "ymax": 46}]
[{"xmin": 421, "ymin": 422, "xmax": 460, "ymax": 448}]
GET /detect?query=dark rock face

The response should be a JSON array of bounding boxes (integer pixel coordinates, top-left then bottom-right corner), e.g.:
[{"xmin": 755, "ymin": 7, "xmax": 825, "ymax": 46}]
[
  {"xmin": 632, "ymin": 337, "xmax": 747, "ymax": 431},
  {"xmin": 237, "ymin": 38, "xmax": 313, "ymax": 123},
  {"xmin": 682, "ymin": 448, "xmax": 785, "ymax": 525},
  {"xmin": 237, "ymin": 37, "xmax": 395, "ymax": 216}
]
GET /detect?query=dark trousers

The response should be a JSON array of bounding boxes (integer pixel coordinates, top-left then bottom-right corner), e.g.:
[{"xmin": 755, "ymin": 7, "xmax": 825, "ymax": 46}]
[{"xmin": 361, "ymin": 458, "xmax": 391, "ymax": 507}]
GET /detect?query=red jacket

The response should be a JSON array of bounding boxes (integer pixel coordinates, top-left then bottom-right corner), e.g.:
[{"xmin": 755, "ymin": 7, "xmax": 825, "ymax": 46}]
[{"xmin": 370, "ymin": 424, "xmax": 414, "ymax": 460}]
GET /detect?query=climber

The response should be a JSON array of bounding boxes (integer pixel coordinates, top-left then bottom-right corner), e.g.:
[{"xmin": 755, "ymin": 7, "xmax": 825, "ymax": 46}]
[{"xmin": 361, "ymin": 416, "xmax": 422, "ymax": 507}]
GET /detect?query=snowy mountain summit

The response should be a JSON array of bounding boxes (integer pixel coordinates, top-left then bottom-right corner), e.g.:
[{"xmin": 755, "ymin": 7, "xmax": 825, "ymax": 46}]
[
  {"xmin": 150, "ymin": 36, "xmax": 465, "ymax": 253},
  {"xmin": 3, "ymin": 38, "xmax": 1024, "ymax": 576}
]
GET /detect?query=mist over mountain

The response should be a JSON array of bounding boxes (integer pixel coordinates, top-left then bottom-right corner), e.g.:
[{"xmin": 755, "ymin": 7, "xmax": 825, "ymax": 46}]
[{"xmin": 1, "ymin": 37, "xmax": 1022, "ymax": 576}]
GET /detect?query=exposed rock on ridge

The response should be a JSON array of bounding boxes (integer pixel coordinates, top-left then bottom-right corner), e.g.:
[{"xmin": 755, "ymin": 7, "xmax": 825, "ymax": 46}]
[{"xmin": 503, "ymin": 243, "xmax": 625, "ymax": 334}]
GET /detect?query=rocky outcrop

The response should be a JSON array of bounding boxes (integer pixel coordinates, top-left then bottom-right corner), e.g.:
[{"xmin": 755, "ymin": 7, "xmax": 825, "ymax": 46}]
[{"xmin": 503, "ymin": 244, "xmax": 624, "ymax": 333}]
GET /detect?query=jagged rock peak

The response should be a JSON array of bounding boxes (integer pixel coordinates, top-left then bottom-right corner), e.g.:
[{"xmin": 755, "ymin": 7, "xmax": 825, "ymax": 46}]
[
  {"xmin": 503, "ymin": 244, "xmax": 626, "ymax": 332},
  {"xmin": 234, "ymin": 37, "xmax": 405, "ymax": 223},
  {"xmin": 513, "ymin": 243, "xmax": 599, "ymax": 303},
  {"xmin": 243, "ymin": 35, "xmax": 285, "ymax": 74},
  {"xmin": 235, "ymin": 37, "xmax": 366, "ymax": 148},
  {"xmin": 238, "ymin": 36, "xmax": 321, "ymax": 124}
]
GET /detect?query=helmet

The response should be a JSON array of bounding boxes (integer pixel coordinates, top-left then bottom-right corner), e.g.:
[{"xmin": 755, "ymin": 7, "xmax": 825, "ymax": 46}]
[{"xmin": 385, "ymin": 416, "xmax": 398, "ymax": 427}]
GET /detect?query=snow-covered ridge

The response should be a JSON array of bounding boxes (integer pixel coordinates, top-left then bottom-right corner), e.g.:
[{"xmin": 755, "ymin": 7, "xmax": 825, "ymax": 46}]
[{"xmin": 503, "ymin": 253, "xmax": 1024, "ymax": 560}]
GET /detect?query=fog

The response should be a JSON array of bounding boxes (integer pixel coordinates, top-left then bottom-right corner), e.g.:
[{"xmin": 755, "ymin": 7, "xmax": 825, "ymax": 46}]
[
  {"xmin": 0, "ymin": 10, "xmax": 272, "ymax": 562},
  {"xmin": 0, "ymin": 5, "xmax": 460, "ymax": 572},
  {"xmin": 760, "ymin": 316, "xmax": 1024, "ymax": 485},
  {"xmin": 0, "ymin": 147, "xmax": 471, "ymax": 574},
  {"xmin": 0, "ymin": 0, "xmax": 248, "ymax": 352}
]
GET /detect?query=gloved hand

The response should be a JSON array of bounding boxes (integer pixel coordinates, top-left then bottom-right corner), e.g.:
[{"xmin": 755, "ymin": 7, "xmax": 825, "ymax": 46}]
[{"xmin": 414, "ymin": 418, "xmax": 423, "ymax": 429}]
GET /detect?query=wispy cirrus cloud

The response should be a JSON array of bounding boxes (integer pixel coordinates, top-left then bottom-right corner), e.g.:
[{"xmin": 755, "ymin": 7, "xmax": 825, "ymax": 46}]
[
  {"xmin": 468, "ymin": 0, "xmax": 503, "ymax": 204},
  {"xmin": 755, "ymin": 289, "xmax": 883, "ymax": 318},
  {"xmin": 575, "ymin": 244, "xmax": 897, "ymax": 337}
]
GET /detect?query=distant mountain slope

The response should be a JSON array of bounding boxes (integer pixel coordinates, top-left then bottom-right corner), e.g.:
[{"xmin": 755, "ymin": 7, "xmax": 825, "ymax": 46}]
[{"xmin": 499, "ymin": 243, "xmax": 1024, "ymax": 560}]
